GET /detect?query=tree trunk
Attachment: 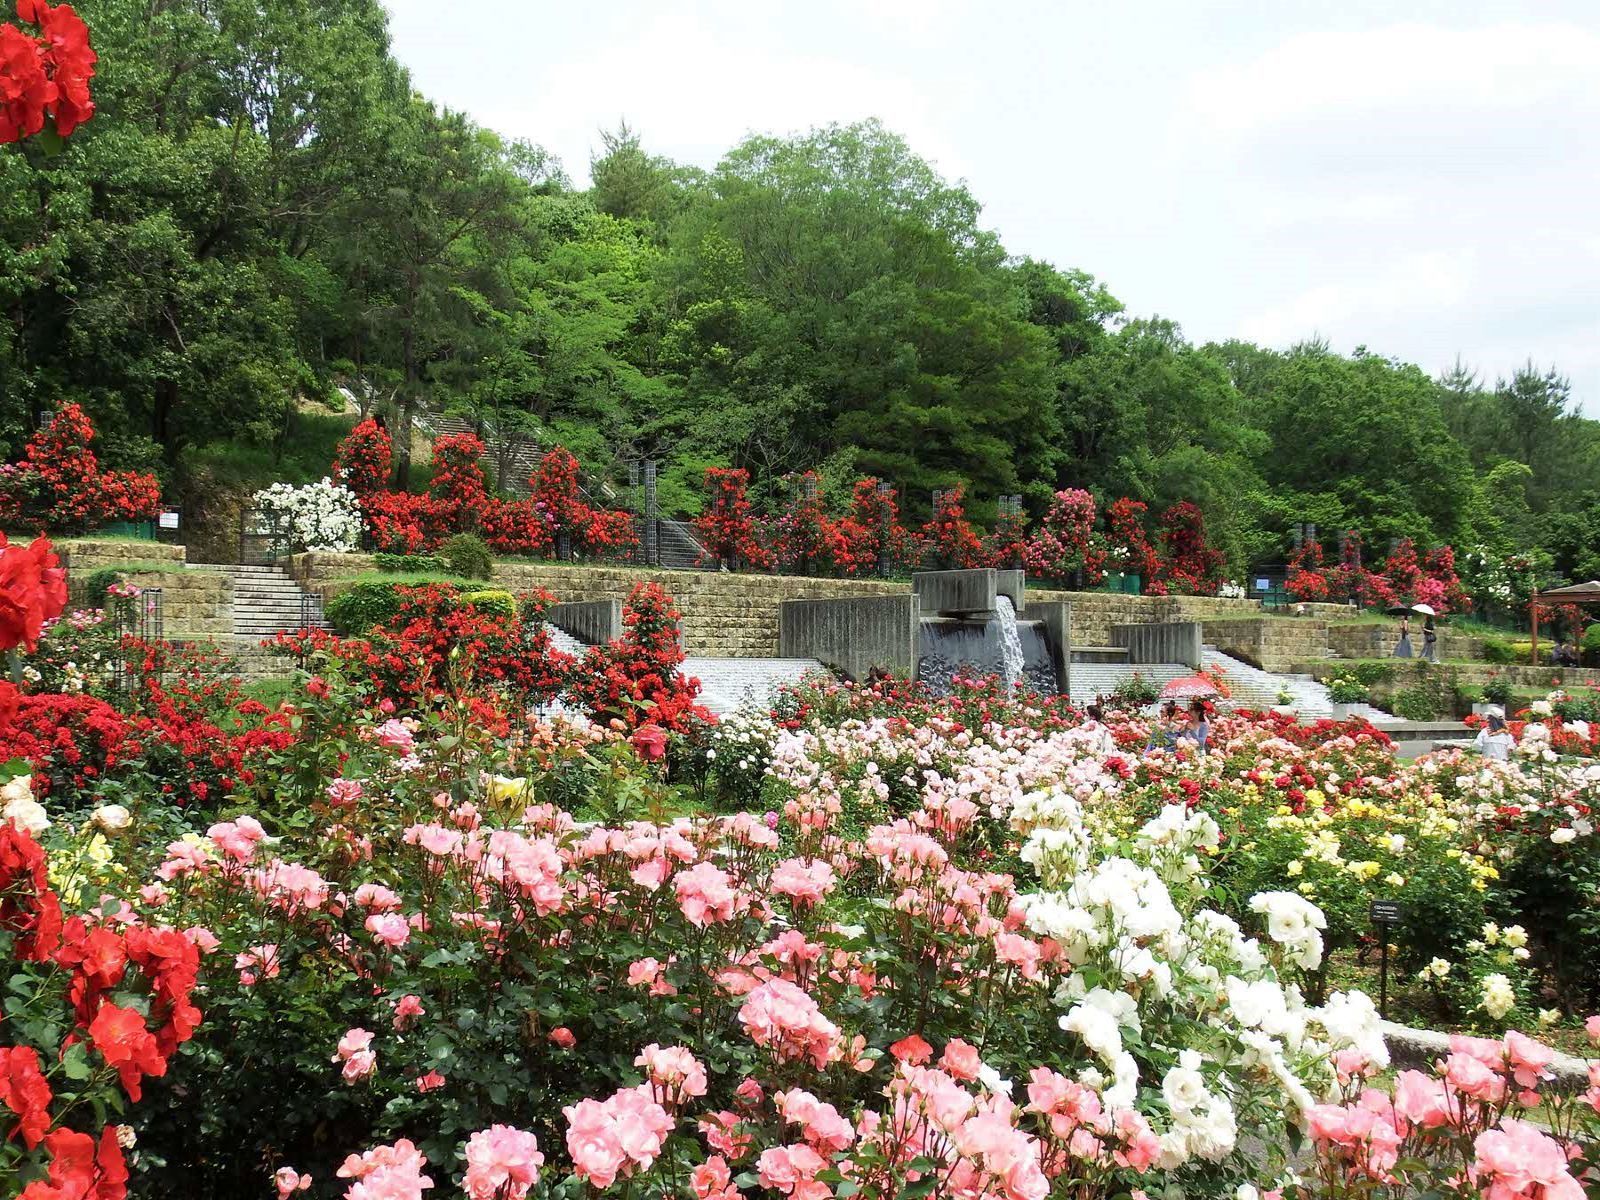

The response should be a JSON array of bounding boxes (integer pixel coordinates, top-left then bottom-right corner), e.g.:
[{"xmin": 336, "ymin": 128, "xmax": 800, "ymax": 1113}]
[{"xmin": 397, "ymin": 314, "xmax": 417, "ymax": 490}]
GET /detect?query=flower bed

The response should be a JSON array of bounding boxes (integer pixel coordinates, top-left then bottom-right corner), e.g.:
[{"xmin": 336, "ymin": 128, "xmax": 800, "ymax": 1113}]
[{"xmin": 1, "ymin": 566, "xmax": 1597, "ymax": 1198}]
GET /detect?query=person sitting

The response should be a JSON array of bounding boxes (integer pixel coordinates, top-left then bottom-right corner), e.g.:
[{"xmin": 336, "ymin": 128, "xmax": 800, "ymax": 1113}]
[
  {"xmin": 1179, "ymin": 698, "xmax": 1211, "ymax": 751},
  {"xmin": 1473, "ymin": 708, "xmax": 1515, "ymax": 762},
  {"xmin": 1084, "ymin": 703, "xmax": 1117, "ymax": 757}
]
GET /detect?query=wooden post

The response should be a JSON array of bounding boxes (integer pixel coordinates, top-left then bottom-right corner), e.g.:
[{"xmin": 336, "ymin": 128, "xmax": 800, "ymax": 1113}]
[{"xmin": 1530, "ymin": 598, "xmax": 1539, "ymax": 666}]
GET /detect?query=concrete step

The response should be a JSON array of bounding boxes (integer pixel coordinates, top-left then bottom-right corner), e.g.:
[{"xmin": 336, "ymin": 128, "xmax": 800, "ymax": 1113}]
[{"xmin": 1071, "ymin": 646, "xmax": 1131, "ymax": 664}]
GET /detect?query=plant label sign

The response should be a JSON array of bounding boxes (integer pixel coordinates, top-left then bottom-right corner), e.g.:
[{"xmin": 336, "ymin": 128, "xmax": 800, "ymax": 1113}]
[{"xmin": 1369, "ymin": 900, "xmax": 1404, "ymax": 926}]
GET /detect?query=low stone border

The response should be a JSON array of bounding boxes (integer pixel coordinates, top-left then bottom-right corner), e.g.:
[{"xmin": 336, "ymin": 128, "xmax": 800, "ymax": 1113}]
[{"xmin": 1382, "ymin": 1019, "xmax": 1593, "ymax": 1089}]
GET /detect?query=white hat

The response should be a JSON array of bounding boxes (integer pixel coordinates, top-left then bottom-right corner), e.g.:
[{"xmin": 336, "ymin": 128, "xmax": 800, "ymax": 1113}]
[{"xmin": 1485, "ymin": 705, "xmax": 1505, "ymax": 720}]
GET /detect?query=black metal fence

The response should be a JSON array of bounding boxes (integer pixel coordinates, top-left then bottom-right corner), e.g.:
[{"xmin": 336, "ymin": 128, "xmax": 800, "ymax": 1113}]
[{"xmin": 110, "ymin": 586, "xmax": 163, "ymax": 692}]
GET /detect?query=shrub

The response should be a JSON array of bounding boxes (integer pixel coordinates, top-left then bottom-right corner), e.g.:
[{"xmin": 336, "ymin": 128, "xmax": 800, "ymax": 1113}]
[
  {"xmin": 1109, "ymin": 673, "xmax": 1160, "ymax": 707},
  {"xmin": 1481, "ymin": 674, "xmax": 1515, "ymax": 707},
  {"xmin": 251, "ymin": 478, "xmax": 363, "ymax": 552},
  {"xmin": 1327, "ymin": 676, "xmax": 1370, "ymax": 704},
  {"xmin": 440, "ymin": 532, "xmax": 493, "ymax": 580},
  {"xmin": 1394, "ymin": 684, "xmax": 1442, "ymax": 721},
  {"xmin": 1481, "ymin": 636, "xmax": 1521, "ymax": 665},
  {"xmin": 372, "ymin": 552, "xmax": 449, "ymax": 574},
  {"xmin": 460, "ymin": 589, "xmax": 516, "ymax": 622},
  {"xmin": 1350, "ymin": 661, "xmax": 1396, "ymax": 687},
  {"xmin": 324, "ymin": 581, "xmax": 404, "ymax": 635},
  {"xmin": 1583, "ymin": 622, "xmax": 1600, "ymax": 662},
  {"xmin": 80, "ymin": 568, "xmax": 125, "ymax": 607}
]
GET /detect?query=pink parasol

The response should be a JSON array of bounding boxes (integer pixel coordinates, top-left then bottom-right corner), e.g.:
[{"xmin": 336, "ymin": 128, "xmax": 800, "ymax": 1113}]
[{"xmin": 1159, "ymin": 675, "xmax": 1220, "ymax": 700}]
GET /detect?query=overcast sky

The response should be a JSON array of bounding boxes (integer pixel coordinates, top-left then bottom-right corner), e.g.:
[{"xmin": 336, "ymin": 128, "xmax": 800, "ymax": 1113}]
[{"xmin": 380, "ymin": 0, "xmax": 1600, "ymax": 411}]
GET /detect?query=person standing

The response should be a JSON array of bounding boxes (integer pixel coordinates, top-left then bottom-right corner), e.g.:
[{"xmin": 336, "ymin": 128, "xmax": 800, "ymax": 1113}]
[
  {"xmin": 1184, "ymin": 699, "xmax": 1211, "ymax": 750},
  {"xmin": 1393, "ymin": 614, "xmax": 1413, "ymax": 659},
  {"xmin": 1421, "ymin": 615, "xmax": 1439, "ymax": 661}
]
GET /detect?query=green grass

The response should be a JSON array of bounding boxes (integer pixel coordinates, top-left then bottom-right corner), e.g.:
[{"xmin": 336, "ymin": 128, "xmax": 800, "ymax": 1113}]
[
  {"xmin": 108, "ymin": 559, "xmax": 195, "ymax": 577},
  {"xmin": 343, "ymin": 571, "xmax": 484, "ymax": 589},
  {"xmin": 55, "ymin": 533, "xmax": 168, "ymax": 545},
  {"xmin": 182, "ymin": 408, "xmax": 359, "ymax": 494}
]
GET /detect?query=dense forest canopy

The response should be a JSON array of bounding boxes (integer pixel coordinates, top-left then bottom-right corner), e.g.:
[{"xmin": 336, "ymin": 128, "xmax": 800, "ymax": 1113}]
[{"xmin": 3, "ymin": 0, "xmax": 1599, "ymax": 581}]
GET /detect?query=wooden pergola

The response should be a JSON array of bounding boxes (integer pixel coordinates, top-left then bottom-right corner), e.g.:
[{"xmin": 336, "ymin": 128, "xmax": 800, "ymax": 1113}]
[{"xmin": 1529, "ymin": 580, "xmax": 1600, "ymax": 664}]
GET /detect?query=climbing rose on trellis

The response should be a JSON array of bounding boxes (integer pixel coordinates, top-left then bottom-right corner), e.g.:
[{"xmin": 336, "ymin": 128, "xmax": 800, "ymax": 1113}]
[
  {"xmin": 428, "ymin": 433, "xmax": 489, "ymax": 530},
  {"xmin": 773, "ymin": 473, "xmax": 844, "ymax": 576},
  {"xmin": 1422, "ymin": 544, "xmax": 1470, "ymax": 615},
  {"xmin": 1023, "ymin": 489, "xmax": 1107, "ymax": 586},
  {"xmin": 564, "ymin": 582, "xmax": 710, "ymax": 732},
  {"xmin": 919, "ymin": 486, "xmax": 986, "ymax": 570},
  {"xmin": 1382, "ymin": 537, "xmax": 1424, "ymax": 603},
  {"xmin": 1154, "ymin": 501, "xmax": 1226, "ymax": 597},
  {"xmin": 1107, "ymin": 497, "xmax": 1160, "ymax": 590},
  {"xmin": 833, "ymin": 478, "xmax": 908, "ymax": 577},
  {"xmin": 0, "ymin": 0, "xmax": 96, "ymax": 144},
  {"xmin": 0, "ymin": 404, "xmax": 160, "ymax": 533},
  {"xmin": 332, "ymin": 419, "xmax": 393, "ymax": 499},
  {"xmin": 1286, "ymin": 538, "xmax": 1331, "ymax": 602},
  {"xmin": 695, "ymin": 468, "xmax": 770, "ymax": 570},
  {"xmin": 985, "ymin": 506, "xmax": 1029, "ymax": 571}
]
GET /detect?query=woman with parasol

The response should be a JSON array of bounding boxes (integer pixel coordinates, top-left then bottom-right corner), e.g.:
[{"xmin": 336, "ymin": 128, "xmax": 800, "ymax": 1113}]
[
  {"xmin": 1390, "ymin": 607, "xmax": 1413, "ymax": 658},
  {"xmin": 1416, "ymin": 604, "xmax": 1439, "ymax": 661}
]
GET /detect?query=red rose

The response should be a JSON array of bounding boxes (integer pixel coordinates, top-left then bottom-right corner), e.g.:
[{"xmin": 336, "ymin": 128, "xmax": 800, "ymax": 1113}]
[
  {"xmin": 0, "ymin": 535, "xmax": 66, "ymax": 652},
  {"xmin": 0, "ymin": 22, "xmax": 52, "ymax": 143},
  {"xmin": 0, "ymin": 1045, "xmax": 52, "ymax": 1147},
  {"xmin": 630, "ymin": 724, "xmax": 668, "ymax": 762}
]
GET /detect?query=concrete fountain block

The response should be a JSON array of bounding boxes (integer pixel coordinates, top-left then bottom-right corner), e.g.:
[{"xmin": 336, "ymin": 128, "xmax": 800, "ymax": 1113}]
[{"xmin": 914, "ymin": 569, "xmax": 1001, "ymax": 616}]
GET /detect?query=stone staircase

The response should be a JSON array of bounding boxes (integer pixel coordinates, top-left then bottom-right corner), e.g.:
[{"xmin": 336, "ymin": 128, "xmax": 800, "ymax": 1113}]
[
  {"xmin": 682, "ymin": 657, "xmax": 826, "ymax": 716},
  {"xmin": 184, "ymin": 564, "xmax": 330, "ymax": 639}
]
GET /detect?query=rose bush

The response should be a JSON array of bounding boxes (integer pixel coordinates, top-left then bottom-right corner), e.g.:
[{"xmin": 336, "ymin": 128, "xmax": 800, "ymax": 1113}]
[{"xmin": 252, "ymin": 479, "xmax": 364, "ymax": 553}]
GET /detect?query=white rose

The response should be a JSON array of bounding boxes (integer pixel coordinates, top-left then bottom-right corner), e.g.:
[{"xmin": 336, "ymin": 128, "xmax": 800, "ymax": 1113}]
[
  {"xmin": 91, "ymin": 804, "xmax": 132, "ymax": 836},
  {"xmin": 1551, "ymin": 827, "xmax": 1576, "ymax": 844},
  {"xmin": 1, "ymin": 776, "xmax": 48, "ymax": 835}
]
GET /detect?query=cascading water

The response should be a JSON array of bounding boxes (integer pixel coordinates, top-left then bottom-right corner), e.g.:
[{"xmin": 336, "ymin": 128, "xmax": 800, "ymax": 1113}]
[{"xmin": 994, "ymin": 594, "xmax": 1025, "ymax": 693}]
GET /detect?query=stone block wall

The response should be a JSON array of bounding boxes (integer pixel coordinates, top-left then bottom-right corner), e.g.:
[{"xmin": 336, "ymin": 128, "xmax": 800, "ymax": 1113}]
[
  {"xmin": 57, "ymin": 539, "xmax": 185, "ymax": 596},
  {"xmin": 53, "ymin": 540, "xmax": 230, "ymax": 639},
  {"xmin": 1325, "ymin": 623, "xmax": 1485, "ymax": 662},
  {"xmin": 123, "ymin": 569, "xmax": 232, "ymax": 639},
  {"xmin": 288, "ymin": 553, "xmax": 1279, "ymax": 658},
  {"xmin": 1200, "ymin": 618, "xmax": 1332, "ymax": 672}
]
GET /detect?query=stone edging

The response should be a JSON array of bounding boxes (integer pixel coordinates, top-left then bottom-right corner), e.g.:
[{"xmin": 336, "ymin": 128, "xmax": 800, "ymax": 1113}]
[{"xmin": 1382, "ymin": 1019, "xmax": 1593, "ymax": 1088}]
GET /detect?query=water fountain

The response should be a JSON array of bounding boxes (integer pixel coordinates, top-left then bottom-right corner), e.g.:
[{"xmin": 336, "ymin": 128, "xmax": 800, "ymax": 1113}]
[{"xmin": 779, "ymin": 568, "xmax": 1070, "ymax": 696}]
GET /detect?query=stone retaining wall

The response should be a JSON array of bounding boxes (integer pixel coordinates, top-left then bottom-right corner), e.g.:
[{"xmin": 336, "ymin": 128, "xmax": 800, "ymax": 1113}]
[
  {"xmin": 287, "ymin": 553, "xmax": 1277, "ymax": 658},
  {"xmin": 123, "ymin": 569, "xmax": 232, "ymax": 639},
  {"xmin": 1201, "ymin": 618, "xmax": 1336, "ymax": 672},
  {"xmin": 55, "ymin": 540, "xmax": 230, "ymax": 639},
  {"xmin": 1295, "ymin": 660, "xmax": 1600, "ymax": 691},
  {"xmin": 1326, "ymin": 623, "xmax": 1485, "ymax": 663}
]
